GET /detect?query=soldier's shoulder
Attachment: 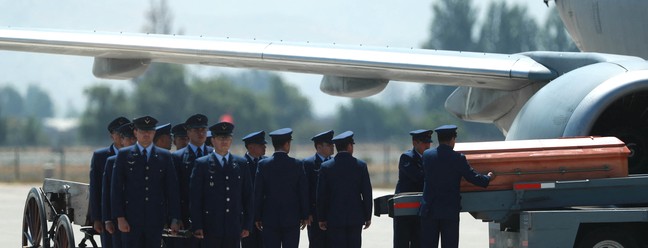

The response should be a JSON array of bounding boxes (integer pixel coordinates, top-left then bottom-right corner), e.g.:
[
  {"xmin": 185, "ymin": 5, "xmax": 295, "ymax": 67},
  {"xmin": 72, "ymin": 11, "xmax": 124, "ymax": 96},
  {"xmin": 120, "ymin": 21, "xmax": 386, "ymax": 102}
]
[
  {"xmin": 171, "ymin": 147, "xmax": 187, "ymax": 157},
  {"xmin": 155, "ymin": 146, "xmax": 172, "ymax": 156},
  {"xmin": 231, "ymin": 154, "xmax": 246, "ymax": 162},
  {"xmin": 356, "ymin": 157, "xmax": 368, "ymax": 167},
  {"xmin": 401, "ymin": 150, "xmax": 416, "ymax": 159}
]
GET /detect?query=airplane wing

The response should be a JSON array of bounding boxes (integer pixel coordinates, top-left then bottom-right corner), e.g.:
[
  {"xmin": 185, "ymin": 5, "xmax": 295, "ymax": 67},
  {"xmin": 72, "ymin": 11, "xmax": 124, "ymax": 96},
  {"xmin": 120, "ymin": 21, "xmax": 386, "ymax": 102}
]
[{"xmin": 0, "ymin": 27, "xmax": 556, "ymax": 97}]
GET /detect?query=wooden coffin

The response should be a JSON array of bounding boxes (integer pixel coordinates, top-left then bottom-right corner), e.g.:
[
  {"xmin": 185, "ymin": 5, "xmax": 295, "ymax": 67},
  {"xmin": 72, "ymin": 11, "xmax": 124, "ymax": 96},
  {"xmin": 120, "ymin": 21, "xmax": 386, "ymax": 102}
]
[{"xmin": 454, "ymin": 136, "xmax": 630, "ymax": 192}]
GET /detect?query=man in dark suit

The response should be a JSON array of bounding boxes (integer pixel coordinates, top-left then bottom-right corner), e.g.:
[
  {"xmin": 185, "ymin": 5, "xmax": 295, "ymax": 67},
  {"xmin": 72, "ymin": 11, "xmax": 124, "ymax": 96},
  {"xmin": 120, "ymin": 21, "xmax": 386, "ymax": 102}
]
[
  {"xmin": 171, "ymin": 123, "xmax": 189, "ymax": 150},
  {"xmin": 103, "ymin": 122, "xmax": 137, "ymax": 248},
  {"xmin": 419, "ymin": 125, "xmax": 494, "ymax": 248},
  {"xmin": 393, "ymin": 129, "xmax": 432, "ymax": 248},
  {"xmin": 89, "ymin": 116, "xmax": 130, "ymax": 247},
  {"xmin": 317, "ymin": 131, "xmax": 372, "ymax": 248},
  {"xmin": 111, "ymin": 116, "xmax": 180, "ymax": 248},
  {"xmin": 171, "ymin": 114, "xmax": 212, "ymax": 247},
  {"xmin": 303, "ymin": 130, "xmax": 334, "ymax": 248},
  {"xmin": 254, "ymin": 128, "xmax": 309, "ymax": 248},
  {"xmin": 241, "ymin": 130, "xmax": 267, "ymax": 248},
  {"xmin": 190, "ymin": 121, "xmax": 253, "ymax": 248}
]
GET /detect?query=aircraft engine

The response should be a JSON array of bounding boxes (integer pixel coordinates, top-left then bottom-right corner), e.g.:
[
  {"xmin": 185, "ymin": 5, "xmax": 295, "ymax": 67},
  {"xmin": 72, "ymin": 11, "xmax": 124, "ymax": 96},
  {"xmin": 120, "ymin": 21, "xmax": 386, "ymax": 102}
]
[{"xmin": 507, "ymin": 60, "xmax": 648, "ymax": 173}]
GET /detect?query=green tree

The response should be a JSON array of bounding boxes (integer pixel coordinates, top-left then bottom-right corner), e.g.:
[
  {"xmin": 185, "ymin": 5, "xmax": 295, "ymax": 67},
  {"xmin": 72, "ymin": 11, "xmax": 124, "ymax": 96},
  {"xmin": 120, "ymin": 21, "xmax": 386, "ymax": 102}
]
[
  {"xmin": 422, "ymin": 0, "xmax": 477, "ymax": 51},
  {"xmin": 266, "ymin": 74, "xmax": 312, "ymax": 129},
  {"xmin": 538, "ymin": 8, "xmax": 579, "ymax": 52},
  {"xmin": 336, "ymin": 99, "xmax": 412, "ymax": 142},
  {"xmin": 0, "ymin": 86, "xmax": 24, "ymax": 117},
  {"xmin": 186, "ymin": 75, "xmax": 274, "ymax": 137},
  {"xmin": 24, "ymin": 85, "xmax": 54, "ymax": 119},
  {"xmin": 79, "ymin": 85, "xmax": 132, "ymax": 145},
  {"xmin": 477, "ymin": 2, "xmax": 539, "ymax": 53},
  {"xmin": 132, "ymin": 63, "xmax": 190, "ymax": 123}
]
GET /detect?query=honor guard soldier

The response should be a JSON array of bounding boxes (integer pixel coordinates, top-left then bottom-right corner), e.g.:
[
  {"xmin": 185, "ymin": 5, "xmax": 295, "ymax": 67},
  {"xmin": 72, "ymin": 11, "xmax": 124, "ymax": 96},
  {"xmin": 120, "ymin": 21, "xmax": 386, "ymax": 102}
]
[
  {"xmin": 111, "ymin": 116, "xmax": 181, "ymax": 248},
  {"xmin": 154, "ymin": 123, "xmax": 173, "ymax": 150},
  {"xmin": 190, "ymin": 122, "xmax": 254, "ymax": 248},
  {"xmin": 171, "ymin": 114, "xmax": 213, "ymax": 247},
  {"xmin": 102, "ymin": 123, "xmax": 137, "ymax": 248},
  {"xmin": 317, "ymin": 131, "xmax": 373, "ymax": 248},
  {"xmin": 254, "ymin": 128, "xmax": 309, "ymax": 248},
  {"xmin": 303, "ymin": 130, "xmax": 334, "ymax": 248},
  {"xmin": 419, "ymin": 125, "xmax": 494, "ymax": 248},
  {"xmin": 89, "ymin": 116, "xmax": 130, "ymax": 247},
  {"xmin": 241, "ymin": 131, "xmax": 268, "ymax": 248},
  {"xmin": 171, "ymin": 124, "xmax": 189, "ymax": 150},
  {"xmin": 393, "ymin": 129, "xmax": 432, "ymax": 248}
]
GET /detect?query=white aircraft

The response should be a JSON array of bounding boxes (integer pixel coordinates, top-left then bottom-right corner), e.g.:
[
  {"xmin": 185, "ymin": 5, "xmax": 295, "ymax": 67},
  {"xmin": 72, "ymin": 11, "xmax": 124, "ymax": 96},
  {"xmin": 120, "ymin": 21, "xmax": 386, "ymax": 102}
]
[{"xmin": 1, "ymin": 0, "xmax": 647, "ymax": 172}]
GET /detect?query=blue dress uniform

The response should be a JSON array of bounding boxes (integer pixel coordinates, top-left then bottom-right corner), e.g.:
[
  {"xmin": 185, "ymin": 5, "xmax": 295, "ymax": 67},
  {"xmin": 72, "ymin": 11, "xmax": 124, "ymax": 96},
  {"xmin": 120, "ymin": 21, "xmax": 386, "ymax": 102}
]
[
  {"xmin": 419, "ymin": 125, "xmax": 491, "ymax": 248},
  {"xmin": 111, "ymin": 116, "xmax": 181, "ymax": 248},
  {"xmin": 393, "ymin": 129, "xmax": 432, "ymax": 248},
  {"xmin": 241, "ymin": 131, "xmax": 268, "ymax": 248},
  {"xmin": 172, "ymin": 113, "xmax": 212, "ymax": 232},
  {"xmin": 190, "ymin": 152, "xmax": 253, "ymax": 247},
  {"xmin": 101, "ymin": 122, "xmax": 135, "ymax": 248},
  {"xmin": 254, "ymin": 128, "xmax": 309, "ymax": 248},
  {"xmin": 89, "ymin": 116, "xmax": 129, "ymax": 248},
  {"xmin": 189, "ymin": 121, "xmax": 253, "ymax": 248},
  {"xmin": 317, "ymin": 131, "xmax": 372, "ymax": 248},
  {"xmin": 303, "ymin": 130, "xmax": 334, "ymax": 248}
]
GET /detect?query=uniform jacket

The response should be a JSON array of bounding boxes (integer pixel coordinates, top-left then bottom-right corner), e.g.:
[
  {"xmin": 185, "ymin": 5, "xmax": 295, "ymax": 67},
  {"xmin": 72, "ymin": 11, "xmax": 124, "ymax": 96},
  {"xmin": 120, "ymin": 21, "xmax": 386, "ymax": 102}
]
[
  {"xmin": 302, "ymin": 154, "xmax": 325, "ymax": 220},
  {"xmin": 102, "ymin": 155, "xmax": 117, "ymax": 222},
  {"xmin": 190, "ymin": 152, "xmax": 253, "ymax": 237},
  {"xmin": 111, "ymin": 145, "xmax": 180, "ymax": 229},
  {"xmin": 317, "ymin": 152, "xmax": 372, "ymax": 227},
  {"xmin": 172, "ymin": 144, "xmax": 213, "ymax": 225},
  {"xmin": 420, "ymin": 144, "xmax": 490, "ymax": 219},
  {"xmin": 254, "ymin": 152, "xmax": 309, "ymax": 228},
  {"xmin": 394, "ymin": 149, "xmax": 424, "ymax": 194},
  {"xmin": 89, "ymin": 144, "xmax": 116, "ymax": 222},
  {"xmin": 244, "ymin": 153, "xmax": 266, "ymax": 185}
]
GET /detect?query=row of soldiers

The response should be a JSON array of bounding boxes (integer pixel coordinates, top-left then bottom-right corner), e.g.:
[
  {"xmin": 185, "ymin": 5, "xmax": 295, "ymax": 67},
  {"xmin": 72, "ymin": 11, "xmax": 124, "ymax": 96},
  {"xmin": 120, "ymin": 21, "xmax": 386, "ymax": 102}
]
[{"xmin": 88, "ymin": 114, "xmax": 373, "ymax": 248}]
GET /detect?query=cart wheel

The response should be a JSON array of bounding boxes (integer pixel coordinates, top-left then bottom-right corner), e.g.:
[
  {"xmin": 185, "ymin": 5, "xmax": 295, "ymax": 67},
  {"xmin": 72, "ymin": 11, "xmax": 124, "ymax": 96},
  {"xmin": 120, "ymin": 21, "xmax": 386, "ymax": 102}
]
[
  {"xmin": 53, "ymin": 215, "xmax": 75, "ymax": 248},
  {"xmin": 22, "ymin": 187, "xmax": 50, "ymax": 248}
]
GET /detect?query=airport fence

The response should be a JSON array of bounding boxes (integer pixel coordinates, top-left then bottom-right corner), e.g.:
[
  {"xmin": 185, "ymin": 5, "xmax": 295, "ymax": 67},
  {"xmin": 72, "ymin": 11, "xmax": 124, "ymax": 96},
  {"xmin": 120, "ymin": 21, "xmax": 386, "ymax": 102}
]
[{"xmin": 0, "ymin": 143, "xmax": 411, "ymax": 187}]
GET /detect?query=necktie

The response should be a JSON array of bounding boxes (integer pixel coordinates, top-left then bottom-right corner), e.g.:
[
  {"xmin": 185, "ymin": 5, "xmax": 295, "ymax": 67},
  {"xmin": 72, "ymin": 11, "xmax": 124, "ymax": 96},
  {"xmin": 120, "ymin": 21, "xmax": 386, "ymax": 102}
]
[
  {"xmin": 254, "ymin": 157, "xmax": 259, "ymax": 164},
  {"xmin": 222, "ymin": 157, "xmax": 228, "ymax": 167},
  {"xmin": 196, "ymin": 147, "xmax": 203, "ymax": 157},
  {"xmin": 142, "ymin": 148, "xmax": 148, "ymax": 162}
]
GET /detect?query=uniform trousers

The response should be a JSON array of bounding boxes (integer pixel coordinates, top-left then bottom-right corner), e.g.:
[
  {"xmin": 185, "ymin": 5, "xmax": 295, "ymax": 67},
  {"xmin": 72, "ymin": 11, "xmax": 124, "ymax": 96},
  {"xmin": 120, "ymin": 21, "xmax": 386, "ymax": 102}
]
[
  {"xmin": 420, "ymin": 216, "xmax": 459, "ymax": 248},
  {"xmin": 262, "ymin": 226, "xmax": 300, "ymax": 248},
  {"xmin": 327, "ymin": 225, "xmax": 362, "ymax": 248},
  {"xmin": 100, "ymin": 231, "xmax": 112, "ymax": 248},
  {"xmin": 111, "ymin": 228, "xmax": 122, "ymax": 248},
  {"xmin": 307, "ymin": 224, "xmax": 328, "ymax": 248},
  {"xmin": 122, "ymin": 227, "xmax": 163, "ymax": 248},
  {"xmin": 241, "ymin": 228, "xmax": 263, "ymax": 248},
  {"xmin": 393, "ymin": 215, "xmax": 420, "ymax": 248},
  {"xmin": 202, "ymin": 235, "xmax": 240, "ymax": 248}
]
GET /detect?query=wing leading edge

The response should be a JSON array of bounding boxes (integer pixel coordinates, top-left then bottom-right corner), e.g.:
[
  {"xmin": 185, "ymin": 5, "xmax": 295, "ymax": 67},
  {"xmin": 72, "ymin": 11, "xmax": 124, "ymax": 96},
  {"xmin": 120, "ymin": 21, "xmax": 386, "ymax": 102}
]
[{"xmin": 0, "ymin": 27, "xmax": 557, "ymax": 96}]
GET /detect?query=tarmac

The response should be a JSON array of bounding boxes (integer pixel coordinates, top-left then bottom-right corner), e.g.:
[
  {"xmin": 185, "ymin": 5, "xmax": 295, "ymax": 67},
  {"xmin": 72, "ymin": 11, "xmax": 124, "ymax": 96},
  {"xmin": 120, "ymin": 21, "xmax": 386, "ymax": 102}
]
[{"xmin": 2, "ymin": 183, "xmax": 488, "ymax": 247}]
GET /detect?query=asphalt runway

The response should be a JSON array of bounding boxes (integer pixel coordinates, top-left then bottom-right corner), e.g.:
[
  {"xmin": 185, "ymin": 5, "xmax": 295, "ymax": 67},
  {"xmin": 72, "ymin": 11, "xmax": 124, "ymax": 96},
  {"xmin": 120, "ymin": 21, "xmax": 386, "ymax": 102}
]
[{"xmin": 2, "ymin": 183, "xmax": 488, "ymax": 247}]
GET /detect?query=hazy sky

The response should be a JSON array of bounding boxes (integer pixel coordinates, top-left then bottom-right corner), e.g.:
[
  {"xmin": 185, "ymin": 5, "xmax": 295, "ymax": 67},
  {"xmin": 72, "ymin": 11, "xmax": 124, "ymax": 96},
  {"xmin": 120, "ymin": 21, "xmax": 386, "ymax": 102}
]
[{"xmin": 0, "ymin": 0, "xmax": 552, "ymax": 117}]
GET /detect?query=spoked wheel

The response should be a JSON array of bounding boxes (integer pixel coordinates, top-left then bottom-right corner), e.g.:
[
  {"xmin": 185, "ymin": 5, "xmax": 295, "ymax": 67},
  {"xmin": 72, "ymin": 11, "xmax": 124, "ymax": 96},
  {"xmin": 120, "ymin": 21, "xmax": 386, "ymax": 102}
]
[
  {"xmin": 22, "ymin": 187, "xmax": 50, "ymax": 248},
  {"xmin": 53, "ymin": 215, "xmax": 75, "ymax": 248}
]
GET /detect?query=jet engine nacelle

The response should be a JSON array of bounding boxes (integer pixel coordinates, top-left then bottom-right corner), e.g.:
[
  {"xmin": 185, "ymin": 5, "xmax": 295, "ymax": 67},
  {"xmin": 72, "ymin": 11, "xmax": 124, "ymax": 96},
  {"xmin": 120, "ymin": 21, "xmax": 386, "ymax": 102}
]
[{"xmin": 507, "ymin": 59, "xmax": 648, "ymax": 173}]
